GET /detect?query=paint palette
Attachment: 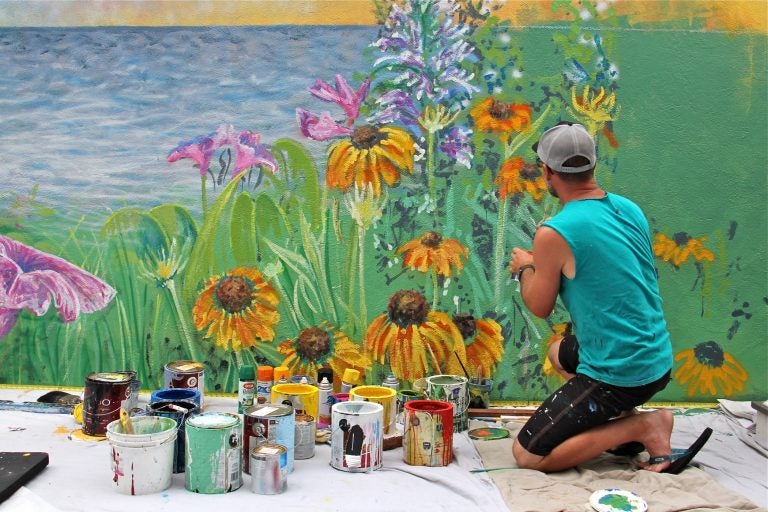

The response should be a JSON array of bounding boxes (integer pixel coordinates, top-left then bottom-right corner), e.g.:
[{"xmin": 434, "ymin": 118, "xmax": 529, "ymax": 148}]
[
  {"xmin": 467, "ymin": 427, "xmax": 510, "ymax": 440},
  {"xmin": 589, "ymin": 489, "xmax": 647, "ymax": 512}
]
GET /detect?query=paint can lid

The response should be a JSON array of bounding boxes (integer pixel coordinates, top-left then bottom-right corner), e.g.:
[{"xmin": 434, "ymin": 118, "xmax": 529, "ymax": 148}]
[
  {"xmin": 257, "ymin": 366, "xmax": 274, "ymax": 381},
  {"xmin": 187, "ymin": 412, "xmax": 240, "ymax": 429},
  {"xmin": 468, "ymin": 427, "xmax": 510, "ymax": 440},
  {"xmin": 342, "ymin": 368, "xmax": 360, "ymax": 384},
  {"xmin": 86, "ymin": 372, "xmax": 133, "ymax": 384},
  {"xmin": 589, "ymin": 489, "xmax": 647, "ymax": 512},
  {"xmin": 251, "ymin": 443, "xmax": 286, "ymax": 458},
  {"xmin": 317, "ymin": 367, "xmax": 333, "ymax": 384},
  {"xmin": 165, "ymin": 360, "xmax": 204, "ymax": 373}
]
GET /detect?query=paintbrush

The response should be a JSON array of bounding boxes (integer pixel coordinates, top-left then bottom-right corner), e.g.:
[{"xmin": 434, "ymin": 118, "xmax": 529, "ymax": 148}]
[
  {"xmin": 454, "ymin": 351, "xmax": 470, "ymax": 379},
  {"xmin": 119, "ymin": 408, "xmax": 134, "ymax": 434},
  {"xmin": 427, "ymin": 343, "xmax": 441, "ymax": 374}
]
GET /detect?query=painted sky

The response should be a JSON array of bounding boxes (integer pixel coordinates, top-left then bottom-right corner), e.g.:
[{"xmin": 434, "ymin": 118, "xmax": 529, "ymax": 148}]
[{"xmin": 0, "ymin": 0, "xmax": 765, "ymax": 32}]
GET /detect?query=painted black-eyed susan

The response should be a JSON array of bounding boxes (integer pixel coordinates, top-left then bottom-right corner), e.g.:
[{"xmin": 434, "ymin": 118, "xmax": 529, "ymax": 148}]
[
  {"xmin": 192, "ymin": 266, "xmax": 280, "ymax": 351},
  {"xmin": 452, "ymin": 313, "xmax": 504, "ymax": 379},
  {"xmin": 365, "ymin": 290, "xmax": 466, "ymax": 381},
  {"xmin": 278, "ymin": 323, "xmax": 371, "ymax": 381},
  {"xmin": 653, "ymin": 232, "xmax": 715, "ymax": 268},
  {"xmin": 469, "ymin": 97, "xmax": 532, "ymax": 143},
  {"xmin": 567, "ymin": 85, "xmax": 619, "ymax": 136},
  {"xmin": 494, "ymin": 156, "xmax": 548, "ymax": 201},
  {"xmin": 396, "ymin": 231, "xmax": 469, "ymax": 278},
  {"xmin": 326, "ymin": 124, "xmax": 415, "ymax": 197},
  {"xmin": 674, "ymin": 341, "xmax": 748, "ymax": 397}
]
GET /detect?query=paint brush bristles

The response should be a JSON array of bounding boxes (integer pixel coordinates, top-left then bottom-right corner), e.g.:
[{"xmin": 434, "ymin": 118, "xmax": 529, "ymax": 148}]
[
  {"xmin": 454, "ymin": 351, "xmax": 470, "ymax": 379},
  {"xmin": 427, "ymin": 343, "xmax": 441, "ymax": 374}
]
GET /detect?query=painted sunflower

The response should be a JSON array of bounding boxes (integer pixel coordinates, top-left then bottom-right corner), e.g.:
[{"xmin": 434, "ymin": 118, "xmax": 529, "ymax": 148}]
[
  {"xmin": 567, "ymin": 85, "xmax": 619, "ymax": 136},
  {"xmin": 396, "ymin": 231, "xmax": 469, "ymax": 278},
  {"xmin": 653, "ymin": 232, "xmax": 715, "ymax": 268},
  {"xmin": 365, "ymin": 290, "xmax": 467, "ymax": 381},
  {"xmin": 326, "ymin": 124, "xmax": 415, "ymax": 197},
  {"xmin": 541, "ymin": 322, "xmax": 572, "ymax": 380},
  {"xmin": 469, "ymin": 97, "xmax": 532, "ymax": 142},
  {"xmin": 192, "ymin": 266, "xmax": 280, "ymax": 351},
  {"xmin": 495, "ymin": 156, "xmax": 548, "ymax": 201},
  {"xmin": 452, "ymin": 313, "xmax": 504, "ymax": 378},
  {"xmin": 674, "ymin": 341, "xmax": 748, "ymax": 397},
  {"xmin": 278, "ymin": 323, "xmax": 371, "ymax": 382}
]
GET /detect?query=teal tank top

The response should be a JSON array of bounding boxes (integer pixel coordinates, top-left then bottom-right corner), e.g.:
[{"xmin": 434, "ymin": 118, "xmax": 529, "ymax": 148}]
[{"xmin": 542, "ymin": 193, "xmax": 672, "ymax": 387}]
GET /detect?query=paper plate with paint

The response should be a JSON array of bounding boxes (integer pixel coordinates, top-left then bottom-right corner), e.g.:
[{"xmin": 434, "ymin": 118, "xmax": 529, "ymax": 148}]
[
  {"xmin": 467, "ymin": 427, "xmax": 510, "ymax": 440},
  {"xmin": 589, "ymin": 488, "xmax": 647, "ymax": 512}
]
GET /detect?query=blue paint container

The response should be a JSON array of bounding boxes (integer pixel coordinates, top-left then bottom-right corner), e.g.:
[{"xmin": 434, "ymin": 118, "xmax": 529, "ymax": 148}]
[
  {"xmin": 150, "ymin": 388, "xmax": 202, "ymax": 410},
  {"xmin": 146, "ymin": 400, "xmax": 199, "ymax": 473}
]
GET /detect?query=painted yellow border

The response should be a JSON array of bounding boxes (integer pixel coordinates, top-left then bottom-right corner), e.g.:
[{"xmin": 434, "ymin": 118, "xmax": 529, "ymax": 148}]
[{"xmin": 0, "ymin": 0, "xmax": 765, "ymax": 33}]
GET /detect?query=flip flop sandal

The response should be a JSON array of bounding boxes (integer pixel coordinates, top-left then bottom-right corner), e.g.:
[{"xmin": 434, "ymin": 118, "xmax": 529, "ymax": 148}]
[
  {"xmin": 647, "ymin": 427, "xmax": 713, "ymax": 475},
  {"xmin": 606, "ymin": 441, "xmax": 645, "ymax": 456}
]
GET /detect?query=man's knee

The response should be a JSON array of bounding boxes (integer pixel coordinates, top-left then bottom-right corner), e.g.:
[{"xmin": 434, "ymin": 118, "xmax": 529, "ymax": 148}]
[{"xmin": 513, "ymin": 437, "xmax": 543, "ymax": 469}]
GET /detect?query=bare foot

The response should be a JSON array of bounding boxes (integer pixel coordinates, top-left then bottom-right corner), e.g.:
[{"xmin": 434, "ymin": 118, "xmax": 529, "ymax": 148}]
[{"xmin": 637, "ymin": 409, "xmax": 674, "ymax": 473}]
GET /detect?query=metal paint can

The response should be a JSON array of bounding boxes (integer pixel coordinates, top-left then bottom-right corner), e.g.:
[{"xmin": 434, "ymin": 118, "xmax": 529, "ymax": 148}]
[
  {"xmin": 184, "ymin": 412, "xmax": 242, "ymax": 494},
  {"xmin": 149, "ymin": 388, "xmax": 202, "ymax": 410},
  {"xmin": 294, "ymin": 414, "xmax": 316, "ymax": 460},
  {"xmin": 396, "ymin": 389, "xmax": 424, "ymax": 425},
  {"xmin": 330, "ymin": 401, "xmax": 383, "ymax": 472},
  {"xmin": 146, "ymin": 400, "xmax": 199, "ymax": 473},
  {"xmin": 82, "ymin": 372, "xmax": 134, "ymax": 437},
  {"xmin": 116, "ymin": 370, "xmax": 140, "ymax": 411},
  {"xmin": 163, "ymin": 360, "xmax": 205, "ymax": 408},
  {"xmin": 250, "ymin": 443, "xmax": 287, "ymax": 495},
  {"xmin": 271, "ymin": 383, "xmax": 319, "ymax": 421},
  {"xmin": 402, "ymin": 400, "xmax": 454, "ymax": 467},
  {"xmin": 350, "ymin": 385, "xmax": 397, "ymax": 435},
  {"xmin": 424, "ymin": 374, "xmax": 469, "ymax": 432},
  {"xmin": 243, "ymin": 404, "xmax": 295, "ymax": 474}
]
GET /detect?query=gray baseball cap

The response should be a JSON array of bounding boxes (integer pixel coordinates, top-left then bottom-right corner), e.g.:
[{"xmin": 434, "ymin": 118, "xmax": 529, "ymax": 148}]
[{"xmin": 533, "ymin": 122, "xmax": 596, "ymax": 173}]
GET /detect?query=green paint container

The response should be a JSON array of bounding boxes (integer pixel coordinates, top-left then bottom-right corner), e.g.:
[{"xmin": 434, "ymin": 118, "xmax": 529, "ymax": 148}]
[{"xmin": 184, "ymin": 412, "xmax": 242, "ymax": 494}]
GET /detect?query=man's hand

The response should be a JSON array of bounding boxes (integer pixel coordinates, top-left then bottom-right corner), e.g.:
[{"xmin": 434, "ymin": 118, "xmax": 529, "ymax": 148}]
[{"xmin": 509, "ymin": 247, "xmax": 534, "ymax": 278}]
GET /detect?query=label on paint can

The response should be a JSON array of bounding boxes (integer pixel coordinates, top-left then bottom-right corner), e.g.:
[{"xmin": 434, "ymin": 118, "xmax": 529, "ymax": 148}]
[
  {"xmin": 294, "ymin": 414, "xmax": 316, "ymax": 460},
  {"xmin": 251, "ymin": 443, "xmax": 287, "ymax": 495}
]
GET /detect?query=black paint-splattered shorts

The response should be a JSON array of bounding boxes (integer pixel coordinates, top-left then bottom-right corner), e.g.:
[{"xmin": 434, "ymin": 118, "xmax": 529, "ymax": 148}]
[{"xmin": 516, "ymin": 335, "xmax": 671, "ymax": 456}]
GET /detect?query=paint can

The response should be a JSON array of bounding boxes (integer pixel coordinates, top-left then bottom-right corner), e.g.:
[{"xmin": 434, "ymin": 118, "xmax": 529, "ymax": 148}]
[
  {"xmin": 149, "ymin": 388, "xmax": 202, "ymax": 410},
  {"xmin": 468, "ymin": 378, "xmax": 493, "ymax": 409},
  {"xmin": 424, "ymin": 374, "xmax": 469, "ymax": 432},
  {"xmin": 294, "ymin": 414, "xmax": 316, "ymax": 460},
  {"xmin": 163, "ymin": 360, "xmax": 205, "ymax": 408},
  {"xmin": 396, "ymin": 389, "xmax": 424, "ymax": 426},
  {"xmin": 271, "ymin": 383, "xmax": 319, "ymax": 421},
  {"xmin": 82, "ymin": 372, "xmax": 134, "ymax": 436},
  {"xmin": 350, "ymin": 385, "xmax": 397, "ymax": 435},
  {"xmin": 402, "ymin": 400, "xmax": 454, "ymax": 467},
  {"xmin": 146, "ymin": 400, "xmax": 198, "ymax": 473},
  {"xmin": 250, "ymin": 443, "xmax": 287, "ymax": 495},
  {"xmin": 184, "ymin": 412, "xmax": 242, "ymax": 494},
  {"xmin": 106, "ymin": 416, "xmax": 177, "ymax": 495},
  {"xmin": 242, "ymin": 404, "xmax": 295, "ymax": 474},
  {"xmin": 330, "ymin": 401, "xmax": 383, "ymax": 472}
]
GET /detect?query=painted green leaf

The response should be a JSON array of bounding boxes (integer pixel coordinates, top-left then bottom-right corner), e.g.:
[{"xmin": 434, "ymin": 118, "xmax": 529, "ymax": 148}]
[
  {"xmin": 147, "ymin": 204, "xmax": 198, "ymax": 245},
  {"xmin": 230, "ymin": 192, "xmax": 257, "ymax": 266},
  {"xmin": 272, "ymin": 138, "xmax": 321, "ymax": 228}
]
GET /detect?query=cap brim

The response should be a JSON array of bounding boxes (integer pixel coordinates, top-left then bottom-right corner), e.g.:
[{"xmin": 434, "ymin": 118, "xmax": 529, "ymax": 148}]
[{"xmin": 531, "ymin": 141, "xmax": 539, "ymax": 152}]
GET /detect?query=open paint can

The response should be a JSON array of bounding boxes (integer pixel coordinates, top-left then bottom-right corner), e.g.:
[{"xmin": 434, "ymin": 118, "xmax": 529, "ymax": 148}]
[
  {"xmin": 350, "ymin": 385, "xmax": 397, "ymax": 435},
  {"xmin": 330, "ymin": 401, "xmax": 383, "ymax": 472},
  {"xmin": 425, "ymin": 374, "xmax": 469, "ymax": 432},
  {"xmin": 184, "ymin": 412, "xmax": 242, "ymax": 494},
  {"xmin": 271, "ymin": 383, "xmax": 319, "ymax": 421},
  {"xmin": 294, "ymin": 414, "xmax": 316, "ymax": 460},
  {"xmin": 149, "ymin": 388, "xmax": 202, "ymax": 410},
  {"xmin": 106, "ymin": 416, "xmax": 177, "ymax": 495},
  {"xmin": 146, "ymin": 400, "xmax": 198, "ymax": 473},
  {"xmin": 243, "ymin": 404, "xmax": 295, "ymax": 474},
  {"xmin": 403, "ymin": 400, "xmax": 453, "ymax": 466},
  {"xmin": 163, "ymin": 360, "xmax": 205, "ymax": 408}
]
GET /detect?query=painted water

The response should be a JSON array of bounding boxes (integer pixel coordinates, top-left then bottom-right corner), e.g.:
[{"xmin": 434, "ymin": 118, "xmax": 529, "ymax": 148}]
[{"xmin": 0, "ymin": 26, "xmax": 374, "ymax": 228}]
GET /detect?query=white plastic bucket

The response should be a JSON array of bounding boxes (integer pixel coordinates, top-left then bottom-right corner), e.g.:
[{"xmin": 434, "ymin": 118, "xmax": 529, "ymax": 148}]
[{"xmin": 106, "ymin": 416, "xmax": 177, "ymax": 495}]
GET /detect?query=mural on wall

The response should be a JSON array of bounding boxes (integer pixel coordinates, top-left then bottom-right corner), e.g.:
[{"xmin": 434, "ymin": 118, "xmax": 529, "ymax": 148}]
[{"xmin": 0, "ymin": 0, "xmax": 765, "ymax": 402}]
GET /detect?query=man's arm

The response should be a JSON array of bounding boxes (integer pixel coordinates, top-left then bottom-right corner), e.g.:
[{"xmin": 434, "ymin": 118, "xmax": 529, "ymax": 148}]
[{"xmin": 514, "ymin": 226, "xmax": 569, "ymax": 318}]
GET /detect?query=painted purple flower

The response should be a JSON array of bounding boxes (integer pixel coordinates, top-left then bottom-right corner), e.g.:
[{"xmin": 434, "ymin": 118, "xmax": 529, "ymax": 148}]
[
  {"xmin": 309, "ymin": 75, "xmax": 371, "ymax": 125},
  {"xmin": 0, "ymin": 235, "xmax": 116, "ymax": 338},
  {"xmin": 440, "ymin": 126, "xmax": 473, "ymax": 168},
  {"xmin": 296, "ymin": 109, "xmax": 354, "ymax": 141},
  {"xmin": 169, "ymin": 124, "xmax": 277, "ymax": 179},
  {"xmin": 232, "ymin": 130, "xmax": 278, "ymax": 178}
]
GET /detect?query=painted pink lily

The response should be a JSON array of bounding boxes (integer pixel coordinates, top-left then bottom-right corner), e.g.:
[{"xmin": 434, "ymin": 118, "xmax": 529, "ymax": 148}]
[
  {"xmin": 168, "ymin": 124, "xmax": 277, "ymax": 179},
  {"xmin": 0, "ymin": 235, "xmax": 116, "ymax": 338},
  {"xmin": 296, "ymin": 109, "xmax": 353, "ymax": 141},
  {"xmin": 309, "ymin": 75, "xmax": 371, "ymax": 125}
]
